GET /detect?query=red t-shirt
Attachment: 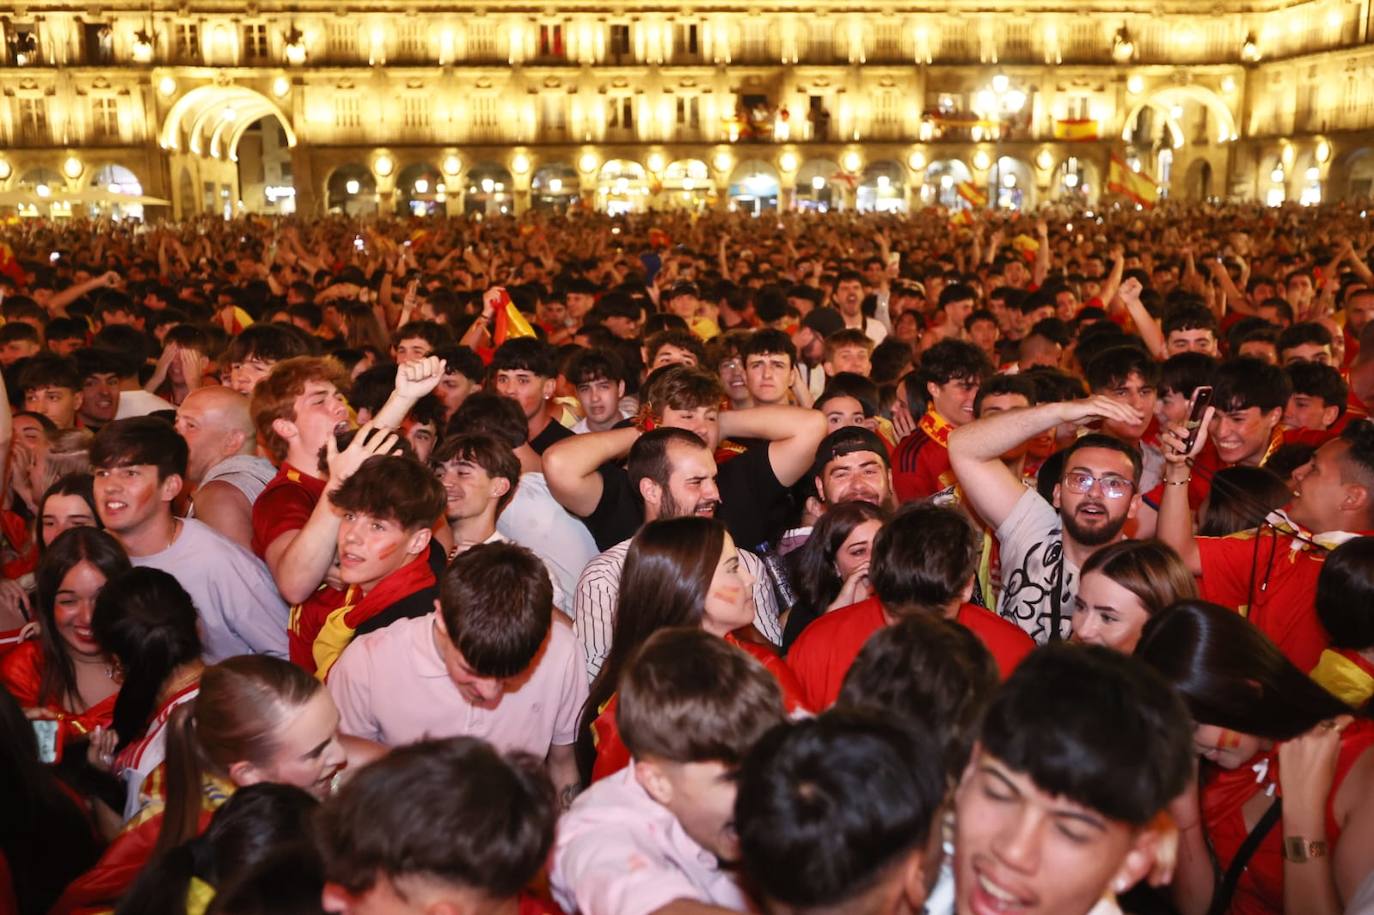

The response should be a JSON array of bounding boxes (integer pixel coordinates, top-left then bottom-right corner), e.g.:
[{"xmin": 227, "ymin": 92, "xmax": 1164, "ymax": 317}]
[
  {"xmin": 787, "ymin": 596, "xmax": 1031, "ymax": 710},
  {"xmin": 250, "ymin": 463, "xmax": 327, "ymax": 559},
  {"xmin": 892, "ymin": 411, "xmax": 956, "ymax": 504},
  {"xmin": 1196, "ymin": 530, "xmax": 1336, "ymax": 671}
]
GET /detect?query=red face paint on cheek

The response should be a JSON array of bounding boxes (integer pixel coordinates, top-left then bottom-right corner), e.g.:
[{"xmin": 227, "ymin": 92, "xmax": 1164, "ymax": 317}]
[
  {"xmin": 710, "ymin": 585, "xmax": 742, "ymax": 605},
  {"xmin": 375, "ymin": 542, "xmax": 400, "ymax": 561},
  {"xmin": 1217, "ymin": 729, "xmax": 1242, "ymax": 751}
]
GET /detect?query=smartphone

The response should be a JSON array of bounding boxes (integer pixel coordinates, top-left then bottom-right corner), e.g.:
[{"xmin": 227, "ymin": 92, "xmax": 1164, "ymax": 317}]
[
  {"xmin": 886, "ymin": 251, "xmax": 901, "ymax": 269},
  {"xmin": 49, "ymin": 251, "xmax": 60, "ymax": 262},
  {"xmin": 1182, "ymin": 385, "xmax": 1214, "ymax": 453},
  {"xmin": 353, "ymin": 236, "xmax": 365, "ymax": 251},
  {"xmin": 32, "ymin": 719, "xmax": 59, "ymax": 764}
]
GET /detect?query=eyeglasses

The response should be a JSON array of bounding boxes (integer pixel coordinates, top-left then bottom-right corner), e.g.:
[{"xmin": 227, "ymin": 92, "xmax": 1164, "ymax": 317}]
[{"xmin": 1062, "ymin": 469, "xmax": 1135, "ymax": 500}]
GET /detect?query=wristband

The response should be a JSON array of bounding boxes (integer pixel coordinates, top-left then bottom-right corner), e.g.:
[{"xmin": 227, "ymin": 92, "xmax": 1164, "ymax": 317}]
[
  {"xmin": 1283, "ymin": 837, "xmax": 1328, "ymax": 862},
  {"xmin": 1165, "ymin": 478, "xmax": 1191, "ymax": 486}
]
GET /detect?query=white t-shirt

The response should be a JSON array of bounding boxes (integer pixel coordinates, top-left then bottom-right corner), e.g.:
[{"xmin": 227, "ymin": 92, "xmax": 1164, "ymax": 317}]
[
  {"xmin": 995, "ymin": 488, "xmax": 1078, "ymax": 644},
  {"xmin": 130, "ymin": 517, "xmax": 289, "ymax": 662},
  {"xmin": 496, "ymin": 471, "xmax": 598, "ymax": 614},
  {"xmin": 114, "ymin": 389, "xmax": 175, "ymax": 418}
]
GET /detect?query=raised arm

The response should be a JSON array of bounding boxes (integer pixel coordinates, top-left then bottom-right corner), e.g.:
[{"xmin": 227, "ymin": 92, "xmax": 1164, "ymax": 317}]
[
  {"xmin": 543, "ymin": 425, "xmax": 641, "ymax": 518},
  {"xmin": 1155, "ymin": 409, "xmax": 1214, "ymax": 575},
  {"xmin": 266, "ymin": 425, "xmax": 400, "ymax": 604},
  {"xmin": 949, "ymin": 395, "xmax": 1144, "ymax": 531},
  {"xmin": 718, "ymin": 404, "xmax": 829, "ymax": 487},
  {"xmin": 1032, "ymin": 219, "xmax": 1051, "ymax": 289},
  {"xmin": 47, "ymin": 270, "xmax": 120, "ymax": 316},
  {"xmin": 372, "ymin": 356, "xmax": 445, "ymax": 429},
  {"xmin": 1096, "ymin": 245, "xmax": 1126, "ymax": 311},
  {"xmin": 1117, "ymin": 277, "xmax": 1168, "ymax": 359}
]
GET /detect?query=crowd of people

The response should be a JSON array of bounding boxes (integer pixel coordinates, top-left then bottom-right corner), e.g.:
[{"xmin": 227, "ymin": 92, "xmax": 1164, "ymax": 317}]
[{"xmin": 1, "ymin": 198, "xmax": 1374, "ymax": 915}]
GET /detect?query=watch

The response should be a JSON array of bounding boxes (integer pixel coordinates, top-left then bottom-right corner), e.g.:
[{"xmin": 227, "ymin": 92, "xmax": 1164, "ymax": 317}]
[{"xmin": 1283, "ymin": 837, "xmax": 1329, "ymax": 862}]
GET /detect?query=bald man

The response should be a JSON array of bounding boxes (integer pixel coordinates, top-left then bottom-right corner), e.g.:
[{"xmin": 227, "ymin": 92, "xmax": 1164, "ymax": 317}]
[{"xmin": 174, "ymin": 386, "xmax": 278, "ymax": 548}]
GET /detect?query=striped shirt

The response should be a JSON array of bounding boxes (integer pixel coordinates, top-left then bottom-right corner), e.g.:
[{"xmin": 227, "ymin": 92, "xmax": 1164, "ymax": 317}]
[{"xmin": 573, "ymin": 538, "xmax": 781, "ymax": 679}]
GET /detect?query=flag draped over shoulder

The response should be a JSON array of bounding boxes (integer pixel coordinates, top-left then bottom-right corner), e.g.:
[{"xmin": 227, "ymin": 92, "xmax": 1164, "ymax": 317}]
[{"xmin": 1107, "ymin": 155, "xmax": 1160, "ymax": 209}]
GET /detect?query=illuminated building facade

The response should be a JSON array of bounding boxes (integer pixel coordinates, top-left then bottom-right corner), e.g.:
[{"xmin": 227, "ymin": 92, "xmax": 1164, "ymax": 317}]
[{"xmin": 1, "ymin": 2, "xmax": 1372, "ymax": 217}]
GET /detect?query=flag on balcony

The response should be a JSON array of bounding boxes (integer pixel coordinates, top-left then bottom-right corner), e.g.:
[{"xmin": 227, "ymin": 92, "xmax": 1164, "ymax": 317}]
[
  {"xmin": 956, "ymin": 181, "xmax": 988, "ymax": 208},
  {"xmin": 490, "ymin": 287, "xmax": 536, "ymax": 346},
  {"xmin": 0, "ymin": 243, "xmax": 27, "ymax": 289},
  {"xmin": 1107, "ymin": 155, "xmax": 1160, "ymax": 209},
  {"xmin": 1052, "ymin": 119, "xmax": 1100, "ymax": 141}
]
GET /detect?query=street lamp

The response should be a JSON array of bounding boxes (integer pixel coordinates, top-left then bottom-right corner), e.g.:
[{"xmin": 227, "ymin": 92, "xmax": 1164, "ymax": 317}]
[{"xmin": 976, "ymin": 72, "xmax": 1026, "ymax": 209}]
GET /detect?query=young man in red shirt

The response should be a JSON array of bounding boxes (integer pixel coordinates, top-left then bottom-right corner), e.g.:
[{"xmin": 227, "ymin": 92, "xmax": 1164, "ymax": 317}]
[
  {"xmin": 288, "ymin": 453, "xmax": 446, "ymax": 678},
  {"xmin": 891, "ymin": 339, "xmax": 993, "ymax": 503},
  {"xmin": 1159, "ymin": 416, "xmax": 1374, "ymax": 671},
  {"xmin": 250, "ymin": 354, "xmax": 444, "ymax": 604},
  {"xmin": 787, "ymin": 502, "xmax": 1032, "ymax": 710}
]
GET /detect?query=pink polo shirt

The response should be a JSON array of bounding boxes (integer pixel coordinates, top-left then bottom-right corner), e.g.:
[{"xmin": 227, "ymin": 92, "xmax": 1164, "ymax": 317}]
[
  {"xmin": 550, "ymin": 762, "xmax": 751, "ymax": 915},
  {"xmin": 326, "ymin": 612, "xmax": 587, "ymax": 756}
]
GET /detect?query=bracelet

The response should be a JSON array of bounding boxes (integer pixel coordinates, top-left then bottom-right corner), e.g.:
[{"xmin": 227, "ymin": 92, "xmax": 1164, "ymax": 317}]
[
  {"xmin": 1165, "ymin": 478, "xmax": 1191, "ymax": 486},
  {"xmin": 1283, "ymin": 837, "xmax": 1328, "ymax": 862}
]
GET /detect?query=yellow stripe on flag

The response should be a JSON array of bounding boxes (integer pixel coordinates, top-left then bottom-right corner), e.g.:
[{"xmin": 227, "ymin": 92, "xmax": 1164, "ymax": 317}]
[
  {"xmin": 1052, "ymin": 119, "xmax": 1100, "ymax": 141},
  {"xmin": 1107, "ymin": 155, "xmax": 1159, "ymax": 209},
  {"xmin": 956, "ymin": 181, "xmax": 988, "ymax": 208},
  {"xmin": 503, "ymin": 301, "xmax": 536, "ymax": 339}
]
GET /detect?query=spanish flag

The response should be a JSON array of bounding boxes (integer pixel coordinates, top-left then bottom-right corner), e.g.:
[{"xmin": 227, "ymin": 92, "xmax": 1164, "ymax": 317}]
[
  {"xmin": 956, "ymin": 181, "xmax": 988, "ymax": 209},
  {"xmin": 491, "ymin": 287, "xmax": 537, "ymax": 345},
  {"xmin": 1052, "ymin": 119, "xmax": 1100, "ymax": 141},
  {"xmin": 1107, "ymin": 155, "xmax": 1160, "ymax": 209}
]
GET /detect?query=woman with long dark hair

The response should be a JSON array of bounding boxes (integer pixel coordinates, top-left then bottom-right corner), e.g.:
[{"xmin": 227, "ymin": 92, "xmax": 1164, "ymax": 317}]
[
  {"xmin": 91, "ymin": 567, "xmax": 205, "ymax": 820},
  {"xmin": 575, "ymin": 516, "xmax": 807, "ymax": 784},
  {"xmin": 0, "ymin": 527, "xmax": 130, "ymax": 755},
  {"xmin": 1136, "ymin": 599, "xmax": 1374, "ymax": 915},
  {"xmin": 1070, "ymin": 539, "xmax": 1196, "ymax": 653},
  {"xmin": 781, "ymin": 501, "xmax": 888, "ymax": 649},
  {"xmin": 54, "ymin": 655, "xmax": 379, "ymax": 914}
]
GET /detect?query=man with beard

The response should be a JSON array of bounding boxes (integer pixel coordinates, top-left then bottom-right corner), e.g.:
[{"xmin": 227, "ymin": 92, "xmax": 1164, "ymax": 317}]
[
  {"xmin": 572, "ymin": 427, "xmax": 781, "ymax": 679},
  {"xmin": 949, "ymin": 396, "xmax": 1145, "ymax": 643}
]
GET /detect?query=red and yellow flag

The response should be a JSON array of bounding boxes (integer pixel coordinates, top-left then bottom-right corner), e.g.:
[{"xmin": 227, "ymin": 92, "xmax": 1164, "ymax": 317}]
[
  {"xmin": 956, "ymin": 181, "xmax": 988, "ymax": 209},
  {"xmin": 1107, "ymin": 155, "xmax": 1160, "ymax": 209},
  {"xmin": 1052, "ymin": 119, "xmax": 1100, "ymax": 141},
  {"xmin": 491, "ymin": 288, "xmax": 537, "ymax": 345}
]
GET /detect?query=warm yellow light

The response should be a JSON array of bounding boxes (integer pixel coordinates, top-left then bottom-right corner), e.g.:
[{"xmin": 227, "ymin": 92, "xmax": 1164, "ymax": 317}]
[
  {"xmin": 907, "ymin": 151, "xmax": 926, "ymax": 172},
  {"xmin": 841, "ymin": 150, "xmax": 862, "ymax": 173},
  {"xmin": 1127, "ymin": 75, "xmax": 1144, "ymax": 95},
  {"xmin": 778, "ymin": 151, "xmax": 798, "ymax": 173},
  {"xmin": 578, "ymin": 152, "xmax": 600, "ymax": 174},
  {"xmin": 712, "ymin": 151, "xmax": 734, "ymax": 173},
  {"xmin": 1316, "ymin": 140, "xmax": 1331, "ymax": 163},
  {"xmin": 972, "ymin": 150, "xmax": 991, "ymax": 171},
  {"xmin": 1036, "ymin": 149, "xmax": 1054, "ymax": 171},
  {"xmin": 272, "ymin": 76, "xmax": 290, "ymax": 98},
  {"xmin": 62, "ymin": 156, "xmax": 83, "ymax": 179},
  {"xmin": 374, "ymin": 154, "xmax": 394, "ymax": 177},
  {"xmin": 442, "ymin": 155, "xmax": 462, "ymax": 176},
  {"xmin": 0, "ymin": 160, "xmax": 10, "ymax": 180},
  {"xmin": 158, "ymin": 76, "xmax": 177, "ymax": 96},
  {"xmin": 646, "ymin": 152, "xmax": 666, "ymax": 173},
  {"xmin": 511, "ymin": 153, "xmax": 531, "ymax": 175},
  {"xmin": 1221, "ymin": 75, "xmax": 1236, "ymax": 94}
]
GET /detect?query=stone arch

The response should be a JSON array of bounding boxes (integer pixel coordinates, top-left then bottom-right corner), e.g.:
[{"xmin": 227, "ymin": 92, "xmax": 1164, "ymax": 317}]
[
  {"xmin": 1121, "ymin": 85, "xmax": 1237, "ymax": 150},
  {"xmin": 160, "ymin": 84, "xmax": 297, "ymax": 162}
]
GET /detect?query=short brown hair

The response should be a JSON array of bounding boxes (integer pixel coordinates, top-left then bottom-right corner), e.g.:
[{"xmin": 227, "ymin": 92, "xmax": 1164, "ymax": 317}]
[
  {"xmin": 641, "ymin": 364, "xmax": 726, "ymax": 419},
  {"xmin": 617, "ymin": 628, "xmax": 784, "ymax": 765},
  {"xmin": 329, "ymin": 455, "xmax": 445, "ymax": 531},
  {"xmin": 823, "ymin": 329, "xmax": 875, "ymax": 362},
  {"xmin": 431, "ymin": 432, "xmax": 521, "ymax": 515},
  {"xmin": 318, "ymin": 737, "xmax": 555, "ymax": 901},
  {"xmin": 439, "ymin": 542, "xmax": 553, "ymax": 678},
  {"xmin": 868, "ymin": 502, "xmax": 979, "ymax": 611},
  {"xmin": 250, "ymin": 356, "xmax": 350, "ymax": 463}
]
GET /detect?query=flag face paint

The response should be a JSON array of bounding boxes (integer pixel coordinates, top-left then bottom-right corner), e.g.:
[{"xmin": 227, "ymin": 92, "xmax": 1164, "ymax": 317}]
[{"xmin": 1216, "ymin": 728, "xmax": 1243, "ymax": 751}]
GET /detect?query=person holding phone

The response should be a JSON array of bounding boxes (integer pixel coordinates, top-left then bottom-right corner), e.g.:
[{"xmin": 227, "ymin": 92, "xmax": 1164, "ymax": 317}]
[{"xmin": 0, "ymin": 528, "xmax": 130, "ymax": 763}]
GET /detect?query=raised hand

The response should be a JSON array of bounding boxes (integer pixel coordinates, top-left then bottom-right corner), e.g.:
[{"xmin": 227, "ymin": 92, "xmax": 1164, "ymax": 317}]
[
  {"xmin": 326, "ymin": 423, "xmax": 400, "ymax": 487},
  {"xmin": 393, "ymin": 355, "xmax": 446, "ymax": 400}
]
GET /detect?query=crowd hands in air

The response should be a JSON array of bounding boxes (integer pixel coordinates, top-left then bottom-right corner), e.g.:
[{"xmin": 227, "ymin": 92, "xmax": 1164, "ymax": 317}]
[{"xmin": 3, "ymin": 198, "xmax": 1374, "ymax": 915}]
